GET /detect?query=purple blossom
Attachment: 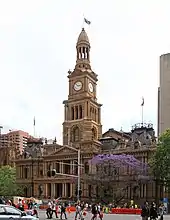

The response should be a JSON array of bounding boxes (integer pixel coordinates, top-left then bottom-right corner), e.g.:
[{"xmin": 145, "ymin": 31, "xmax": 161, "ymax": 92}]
[{"xmin": 89, "ymin": 154, "xmax": 148, "ymax": 172}]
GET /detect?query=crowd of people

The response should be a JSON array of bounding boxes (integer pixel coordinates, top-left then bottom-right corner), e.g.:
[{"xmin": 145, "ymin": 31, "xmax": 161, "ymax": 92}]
[
  {"xmin": 46, "ymin": 198, "xmax": 103, "ymax": 220},
  {"xmin": 141, "ymin": 201, "xmax": 166, "ymax": 220},
  {"xmin": 0, "ymin": 196, "xmax": 168, "ymax": 220}
]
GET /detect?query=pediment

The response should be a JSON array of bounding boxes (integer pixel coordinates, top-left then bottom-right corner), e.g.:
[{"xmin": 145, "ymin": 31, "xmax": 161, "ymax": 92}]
[{"xmin": 52, "ymin": 145, "xmax": 78, "ymax": 155}]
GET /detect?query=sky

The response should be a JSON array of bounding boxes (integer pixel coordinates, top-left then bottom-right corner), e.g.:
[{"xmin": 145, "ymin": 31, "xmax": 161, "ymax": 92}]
[{"xmin": 0, "ymin": 0, "xmax": 170, "ymax": 143}]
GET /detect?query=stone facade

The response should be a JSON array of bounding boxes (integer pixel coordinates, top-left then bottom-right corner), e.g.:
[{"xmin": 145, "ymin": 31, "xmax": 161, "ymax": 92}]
[{"xmin": 15, "ymin": 28, "xmax": 165, "ymax": 204}]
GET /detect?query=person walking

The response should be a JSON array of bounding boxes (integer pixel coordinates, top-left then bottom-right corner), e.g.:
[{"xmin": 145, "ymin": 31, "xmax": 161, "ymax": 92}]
[
  {"xmin": 91, "ymin": 204, "xmax": 98, "ymax": 220},
  {"xmin": 52, "ymin": 200, "xmax": 58, "ymax": 219},
  {"xmin": 46, "ymin": 199, "xmax": 52, "ymax": 219},
  {"xmin": 159, "ymin": 203, "xmax": 165, "ymax": 220},
  {"xmin": 141, "ymin": 201, "xmax": 150, "ymax": 220},
  {"xmin": 150, "ymin": 202, "xmax": 158, "ymax": 220},
  {"xmin": 75, "ymin": 202, "xmax": 83, "ymax": 220},
  {"xmin": 60, "ymin": 203, "xmax": 67, "ymax": 220}
]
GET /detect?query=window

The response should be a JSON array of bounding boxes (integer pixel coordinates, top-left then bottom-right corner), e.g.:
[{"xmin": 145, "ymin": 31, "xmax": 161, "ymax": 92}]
[
  {"xmin": 0, "ymin": 207, "xmax": 5, "ymax": 215},
  {"xmin": 88, "ymin": 185, "xmax": 92, "ymax": 197},
  {"xmin": 71, "ymin": 107, "xmax": 74, "ymax": 120},
  {"xmin": 75, "ymin": 106, "xmax": 78, "ymax": 119},
  {"xmin": 84, "ymin": 162, "xmax": 89, "ymax": 174},
  {"xmin": 72, "ymin": 126, "xmax": 80, "ymax": 142},
  {"xmin": 5, "ymin": 206, "xmax": 21, "ymax": 215},
  {"xmin": 92, "ymin": 127, "xmax": 97, "ymax": 140},
  {"xmin": 79, "ymin": 105, "xmax": 82, "ymax": 119}
]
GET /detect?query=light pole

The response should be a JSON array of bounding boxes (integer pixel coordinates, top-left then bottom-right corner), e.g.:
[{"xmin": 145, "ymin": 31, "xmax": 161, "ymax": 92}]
[
  {"xmin": 77, "ymin": 149, "xmax": 80, "ymax": 201},
  {"xmin": 0, "ymin": 126, "xmax": 3, "ymax": 148}
]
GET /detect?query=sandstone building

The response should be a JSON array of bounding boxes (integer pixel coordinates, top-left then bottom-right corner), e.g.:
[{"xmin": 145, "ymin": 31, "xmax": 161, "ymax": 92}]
[{"xmin": 15, "ymin": 28, "xmax": 162, "ymax": 204}]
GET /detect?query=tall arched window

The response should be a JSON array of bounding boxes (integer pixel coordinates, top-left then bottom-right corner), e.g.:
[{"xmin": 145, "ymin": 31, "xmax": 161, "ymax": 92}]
[
  {"xmin": 71, "ymin": 107, "xmax": 74, "ymax": 120},
  {"xmin": 84, "ymin": 162, "xmax": 89, "ymax": 174},
  {"xmin": 75, "ymin": 106, "xmax": 78, "ymax": 119},
  {"xmin": 72, "ymin": 126, "xmax": 80, "ymax": 142},
  {"xmin": 79, "ymin": 105, "xmax": 82, "ymax": 119},
  {"xmin": 92, "ymin": 127, "xmax": 97, "ymax": 140}
]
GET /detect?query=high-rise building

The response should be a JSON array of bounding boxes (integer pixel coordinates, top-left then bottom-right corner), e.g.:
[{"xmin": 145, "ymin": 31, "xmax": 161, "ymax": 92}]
[
  {"xmin": 0, "ymin": 130, "xmax": 33, "ymax": 166},
  {"xmin": 158, "ymin": 53, "xmax": 170, "ymax": 135}
]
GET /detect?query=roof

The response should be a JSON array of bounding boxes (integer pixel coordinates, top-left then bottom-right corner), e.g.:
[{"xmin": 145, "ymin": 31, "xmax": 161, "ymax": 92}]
[{"xmin": 77, "ymin": 28, "xmax": 90, "ymax": 46}]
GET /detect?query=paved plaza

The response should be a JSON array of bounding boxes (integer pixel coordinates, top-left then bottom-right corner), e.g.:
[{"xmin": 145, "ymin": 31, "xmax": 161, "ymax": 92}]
[{"xmin": 38, "ymin": 210, "xmax": 169, "ymax": 220}]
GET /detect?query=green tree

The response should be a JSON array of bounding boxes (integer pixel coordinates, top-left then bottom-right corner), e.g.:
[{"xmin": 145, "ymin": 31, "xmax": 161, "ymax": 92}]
[
  {"xmin": 0, "ymin": 165, "xmax": 22, "ymax": 196},
  {"xmin": 150, "ymin": 129, "xmax": 170, "ymax": 189}
]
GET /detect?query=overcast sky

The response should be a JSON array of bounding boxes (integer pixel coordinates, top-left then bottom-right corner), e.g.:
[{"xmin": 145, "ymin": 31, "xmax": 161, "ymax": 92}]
[{"xmin": 0, "ymin": 0, "xmax": 170, "ymax": 143}]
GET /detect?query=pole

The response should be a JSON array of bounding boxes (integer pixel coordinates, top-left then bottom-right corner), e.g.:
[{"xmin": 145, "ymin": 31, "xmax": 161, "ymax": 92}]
[
  {"xmin": 32, "ymin": 158, "xmax": 34, "ymax": 197},
  {"xmin": 142, "ymin": 105, "xmax": 144, "ymax": 126},
  {"xmin": 0, "ymin": 126, "xmax": 3, "ymax": 148},
  {"xmin": 77, "ymin": 149, "xmax": 80, "ymax": 201}
]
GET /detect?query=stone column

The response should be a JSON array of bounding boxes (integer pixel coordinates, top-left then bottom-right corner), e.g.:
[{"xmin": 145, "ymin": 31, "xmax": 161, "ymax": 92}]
[
  {"xmin": 98, "ymin": 109, "xmax": 101, "ymax": 123},
  {"xmin": 44, "ymin": 162, "xmax": 47, "ymax": 177}
]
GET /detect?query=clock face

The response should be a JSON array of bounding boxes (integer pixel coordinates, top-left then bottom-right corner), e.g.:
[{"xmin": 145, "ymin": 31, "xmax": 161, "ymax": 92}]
[
  {"xmin": 74, "ymin": 81, "xmax": 82, "ymax": 91},
  {"xmin": 88, "ymin": 82, "xmax": 94, "ymax": 93}
]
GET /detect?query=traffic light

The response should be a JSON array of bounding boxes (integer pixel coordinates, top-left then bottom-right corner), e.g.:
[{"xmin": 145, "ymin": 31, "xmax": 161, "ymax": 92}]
[{"xmin": 47, "ymin": 169, "xmax": 56, "ymax": 177}]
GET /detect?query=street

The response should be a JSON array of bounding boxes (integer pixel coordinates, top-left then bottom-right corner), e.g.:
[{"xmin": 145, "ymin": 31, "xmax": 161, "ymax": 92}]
[{"xmin": 38, "ymin": 210, "xmax": 170, "ymax": 220}]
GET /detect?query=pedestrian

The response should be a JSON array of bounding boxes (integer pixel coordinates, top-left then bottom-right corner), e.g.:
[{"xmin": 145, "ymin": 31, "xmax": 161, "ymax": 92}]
[
  {"xmin": 32, "ymin": 205, "xmax": 39, "ymax": 218},
  {"xmin": 150, "ymin": 202, "xmax": 158, "ymax": 220},
  {"xmin": 60, "ymin": 203, "xmax": 67, "ymax": 220},
  {"xmin": 159, "ymin": 203, "xmax": 165, "ymax": 220},
  {"xmin": 75, "ymin": 202, "xmax": 83, "ymax": 220},
  {"xmin": 46, "ymin": 199, "xmax": 52, "ymax": 219},
  {"xmin": 141, "ymin": 201, "xmax": 150, "ymax": 220},
  {"xmin": 18, "ymin": 199, "xmax": 24, "ymax": 211},
  {"xmin": 91, "ymin": 204, "xmax": 98, "ymax": 220},
  {"xmin": 97, "ymin": 203, "xmax": 103, "ymax": 220},
  {"xmin": 52, "ymin": 200, "xmax": 58, "ymax": 218}
]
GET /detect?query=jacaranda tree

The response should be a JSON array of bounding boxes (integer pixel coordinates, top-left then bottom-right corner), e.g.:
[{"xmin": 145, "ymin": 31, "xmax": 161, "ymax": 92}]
[{"xmin": 84, "ymin": 154, "xmax": 149, "ymax": 203}]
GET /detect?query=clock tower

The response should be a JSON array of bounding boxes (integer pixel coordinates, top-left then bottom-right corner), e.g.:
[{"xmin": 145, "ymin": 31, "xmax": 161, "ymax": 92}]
[{"xmin": 63, "ymin": 28, "xmax": 102, "ymax": 150}]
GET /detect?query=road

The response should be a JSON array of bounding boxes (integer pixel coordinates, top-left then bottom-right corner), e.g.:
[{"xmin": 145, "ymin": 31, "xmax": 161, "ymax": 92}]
[{"xmin": 38, "ymin": 210, "xmax": 169, "ymax": 220}]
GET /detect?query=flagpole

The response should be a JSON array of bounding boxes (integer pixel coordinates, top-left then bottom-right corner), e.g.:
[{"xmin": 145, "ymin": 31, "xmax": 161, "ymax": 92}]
[
  {"xmin": 82, "ymin": 14, "xmax": 85, "ymax": 29},
  {"xmin": 142, "ymin": 105, "xmax": 144, "ymax": 126},
  {"xmin": 141, "ymin": 97, "xmax": 144, "ymax": 126},
  {"xmin": 33, "ymin": 117, "xmax": 35, "ymax": 137}
]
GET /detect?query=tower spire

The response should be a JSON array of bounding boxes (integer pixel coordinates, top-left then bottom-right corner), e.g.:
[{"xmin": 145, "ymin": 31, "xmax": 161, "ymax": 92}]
[{"xmin": 75, "ymin": 28, "xmax": 91, "ymax": 70}]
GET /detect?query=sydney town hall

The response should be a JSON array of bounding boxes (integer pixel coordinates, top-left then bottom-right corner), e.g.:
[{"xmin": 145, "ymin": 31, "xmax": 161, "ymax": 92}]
[{"xmin": 15, "ymin": 28, "xmax": 160, "ymax": 204}]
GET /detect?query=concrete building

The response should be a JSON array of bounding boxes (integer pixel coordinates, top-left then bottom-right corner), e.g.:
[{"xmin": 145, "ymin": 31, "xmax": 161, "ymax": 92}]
[
  {"xmin": 158, "ymin": 53, "xmax": 170, "ymax": 135},
  {"xmin": 0, "ymin": 130, "xmax": 34, "ymax": 166}
]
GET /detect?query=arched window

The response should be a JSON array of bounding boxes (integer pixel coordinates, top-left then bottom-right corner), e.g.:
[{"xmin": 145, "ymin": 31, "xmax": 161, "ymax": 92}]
[
  {"xmin": 79, "ymin": 105, "xmax": 82, "ymax": 119},
  {"xmin": 84, "ymin": 162, "xmax": 89, "ymax": 174},
  {"xmin": 72, "ymin": 126, "xmax": 80, "ymax": 142},
  {"xmin": 92, "ymin": 127, "xmax": 97, "ymax": 140}
]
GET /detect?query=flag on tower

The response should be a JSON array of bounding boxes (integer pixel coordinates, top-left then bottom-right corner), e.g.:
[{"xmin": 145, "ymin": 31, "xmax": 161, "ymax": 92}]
[
  {"xmin": 84, "ymin": 18, "xmax": 91, "ymax": 25},
  {"xmin": 141, "ymin": 97, "xmax": 144, "ymax": 106},
  {"xmin": 33, "ymin": 117, "xmax": 35, "ymax": 126}
]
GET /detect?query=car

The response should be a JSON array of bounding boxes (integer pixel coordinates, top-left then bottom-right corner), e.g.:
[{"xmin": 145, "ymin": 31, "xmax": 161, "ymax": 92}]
[{"xmin": 0, "ymin": 204, "xmax": 38, "ymax": 219}]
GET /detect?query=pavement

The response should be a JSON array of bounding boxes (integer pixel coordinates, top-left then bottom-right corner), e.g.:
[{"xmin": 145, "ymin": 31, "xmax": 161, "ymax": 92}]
[{"xmin": 38, "ymin": 210, "xmax": 170, "ymax": 220}]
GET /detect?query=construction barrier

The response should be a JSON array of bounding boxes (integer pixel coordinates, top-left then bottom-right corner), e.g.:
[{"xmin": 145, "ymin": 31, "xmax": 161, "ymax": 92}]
[{"xmin": 111, "ymin": 208, "xmax": 141, "ymax": 215}]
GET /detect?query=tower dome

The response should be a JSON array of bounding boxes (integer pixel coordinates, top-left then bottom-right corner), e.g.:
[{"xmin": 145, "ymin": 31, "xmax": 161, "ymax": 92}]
[
  {"xmin": 75, "ymin": 28, "xmax": 91, "ymax": 69},
  {"xmin": 77, "ymin": 28, "xmax": 90, "ymax": 46}
]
